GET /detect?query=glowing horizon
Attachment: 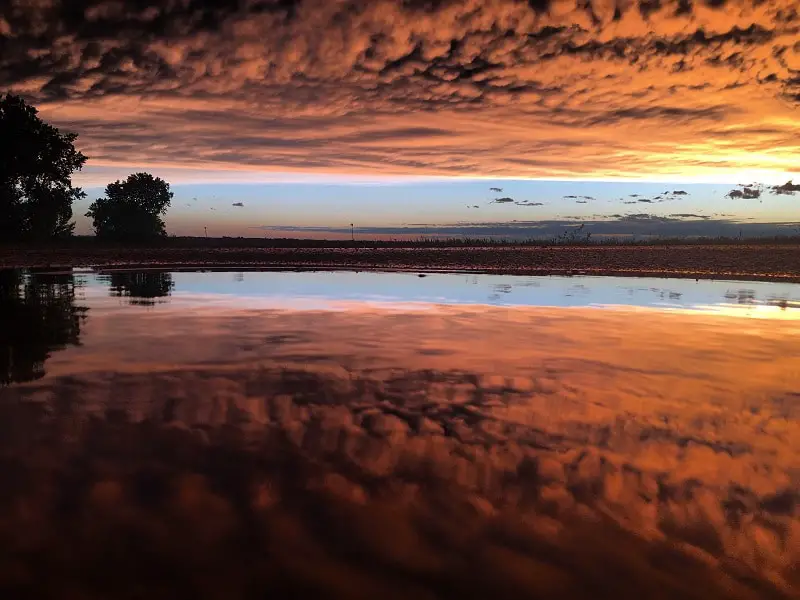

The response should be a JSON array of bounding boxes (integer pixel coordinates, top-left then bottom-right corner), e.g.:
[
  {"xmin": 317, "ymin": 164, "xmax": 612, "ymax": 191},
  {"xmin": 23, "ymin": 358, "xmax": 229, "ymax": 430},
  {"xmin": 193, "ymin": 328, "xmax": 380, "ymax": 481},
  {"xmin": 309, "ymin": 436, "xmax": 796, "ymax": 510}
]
[{"xmin": 72, "ymin": 165, "xmax": 800, "ymax": 188}]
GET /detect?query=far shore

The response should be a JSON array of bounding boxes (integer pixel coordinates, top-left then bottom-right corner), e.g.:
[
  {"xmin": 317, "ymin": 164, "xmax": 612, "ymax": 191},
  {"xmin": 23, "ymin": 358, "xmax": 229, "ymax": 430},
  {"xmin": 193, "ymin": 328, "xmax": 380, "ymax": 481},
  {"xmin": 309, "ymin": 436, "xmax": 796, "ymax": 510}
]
[{"xmin": 2, "ymin": 240, "xmax": 800, "ymax": 283}]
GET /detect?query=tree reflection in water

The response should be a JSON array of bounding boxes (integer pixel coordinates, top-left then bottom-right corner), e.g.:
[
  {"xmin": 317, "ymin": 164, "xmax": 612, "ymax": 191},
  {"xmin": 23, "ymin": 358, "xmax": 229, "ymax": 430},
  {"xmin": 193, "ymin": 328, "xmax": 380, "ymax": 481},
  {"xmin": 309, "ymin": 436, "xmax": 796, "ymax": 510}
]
[
  {"xmin": 0, "ymin": 269, "xmax": 87, "ymax": 386},
  {"xmin": 100, "ymin": 270, "xmax": 174, "ymax": 306}
]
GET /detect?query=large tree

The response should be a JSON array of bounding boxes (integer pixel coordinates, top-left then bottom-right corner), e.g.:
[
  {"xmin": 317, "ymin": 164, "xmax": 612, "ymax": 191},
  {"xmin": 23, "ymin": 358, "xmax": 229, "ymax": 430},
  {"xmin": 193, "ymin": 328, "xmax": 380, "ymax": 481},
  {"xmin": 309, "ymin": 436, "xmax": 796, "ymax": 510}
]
[
  {"xmin": 0, "ymin": 94, "xmax": 87, "ymax": 241},
  {"xmin": 86, "ymin": 172, "xmax": 173, "ymax": 241}
]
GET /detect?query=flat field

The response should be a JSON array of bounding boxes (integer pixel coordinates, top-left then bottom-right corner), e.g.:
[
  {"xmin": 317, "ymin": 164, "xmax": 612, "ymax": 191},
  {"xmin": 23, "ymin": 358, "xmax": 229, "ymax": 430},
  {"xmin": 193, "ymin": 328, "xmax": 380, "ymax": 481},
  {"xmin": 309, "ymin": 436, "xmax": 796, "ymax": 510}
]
[{"xmin": 1, "ymin": 242, "xmax": 799, "ymax": 282}]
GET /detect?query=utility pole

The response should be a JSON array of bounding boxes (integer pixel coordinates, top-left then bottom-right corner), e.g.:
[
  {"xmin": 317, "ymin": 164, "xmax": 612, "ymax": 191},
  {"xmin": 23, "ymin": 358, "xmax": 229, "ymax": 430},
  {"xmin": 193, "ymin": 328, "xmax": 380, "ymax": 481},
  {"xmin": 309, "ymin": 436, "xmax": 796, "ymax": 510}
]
[{"xmin": 350, "ymin": 223, "xmax": 354, "ymax": 242}]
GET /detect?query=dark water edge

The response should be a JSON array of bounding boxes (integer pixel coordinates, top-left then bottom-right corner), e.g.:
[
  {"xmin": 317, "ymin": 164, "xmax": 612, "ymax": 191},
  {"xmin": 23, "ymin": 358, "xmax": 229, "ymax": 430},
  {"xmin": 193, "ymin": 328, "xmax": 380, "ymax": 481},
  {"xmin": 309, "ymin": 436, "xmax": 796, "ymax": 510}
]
[{"xmin": 1, "ymin": 244, "xmax": 799, "ymax": 283}]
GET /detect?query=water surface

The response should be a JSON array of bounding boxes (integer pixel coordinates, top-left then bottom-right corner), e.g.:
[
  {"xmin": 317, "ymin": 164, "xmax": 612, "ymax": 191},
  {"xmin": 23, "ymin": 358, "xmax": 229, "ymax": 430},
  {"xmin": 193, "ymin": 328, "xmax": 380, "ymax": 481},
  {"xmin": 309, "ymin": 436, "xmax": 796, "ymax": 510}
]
[
  {"xmin": 1, "ymin": 268, "xmax": 799, "ymax": 599},
  {"xmin": 77, "ymin": 268, "xmax": 800, "ymax": 313}
]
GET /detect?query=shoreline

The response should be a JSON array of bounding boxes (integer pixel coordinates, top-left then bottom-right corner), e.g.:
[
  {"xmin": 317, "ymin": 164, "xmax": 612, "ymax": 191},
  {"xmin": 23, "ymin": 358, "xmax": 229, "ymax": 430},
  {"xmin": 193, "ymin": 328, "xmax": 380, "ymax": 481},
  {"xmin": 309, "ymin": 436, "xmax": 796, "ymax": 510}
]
[{"xmin": 1, "ymin": 243, "xmax": 799, "ymax": 283}]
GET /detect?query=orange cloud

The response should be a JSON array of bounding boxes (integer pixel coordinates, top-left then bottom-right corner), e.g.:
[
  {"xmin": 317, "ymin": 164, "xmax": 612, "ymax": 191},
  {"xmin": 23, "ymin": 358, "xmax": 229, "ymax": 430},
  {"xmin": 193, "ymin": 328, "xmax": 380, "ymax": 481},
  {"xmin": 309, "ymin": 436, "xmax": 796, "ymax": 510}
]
[{"xmin": 1, "ymin": 0, "xmax": 799, "ymax": 181}]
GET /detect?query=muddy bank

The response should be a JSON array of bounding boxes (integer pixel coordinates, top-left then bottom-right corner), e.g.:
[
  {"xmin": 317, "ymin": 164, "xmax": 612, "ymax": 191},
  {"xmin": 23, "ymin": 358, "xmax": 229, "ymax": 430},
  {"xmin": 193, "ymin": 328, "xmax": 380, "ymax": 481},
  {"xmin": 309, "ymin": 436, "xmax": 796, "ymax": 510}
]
[{"xmin": 1, "ymin": 244, "xmax": 799, "ymax": 282}]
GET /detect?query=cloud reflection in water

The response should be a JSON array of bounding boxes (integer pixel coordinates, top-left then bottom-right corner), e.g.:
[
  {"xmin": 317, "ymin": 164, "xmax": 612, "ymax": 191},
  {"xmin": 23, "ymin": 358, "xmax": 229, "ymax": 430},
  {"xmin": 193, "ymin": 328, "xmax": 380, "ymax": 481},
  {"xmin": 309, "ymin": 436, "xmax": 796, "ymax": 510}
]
[{"xmin": 2, "ymin": 286, "xmax": 799, "ymax": 598}]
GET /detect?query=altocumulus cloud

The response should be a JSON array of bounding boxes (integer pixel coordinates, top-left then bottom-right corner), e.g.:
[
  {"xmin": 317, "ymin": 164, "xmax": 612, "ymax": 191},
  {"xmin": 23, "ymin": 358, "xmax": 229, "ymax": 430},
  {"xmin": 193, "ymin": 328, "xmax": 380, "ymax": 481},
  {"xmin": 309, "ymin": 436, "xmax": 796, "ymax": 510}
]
[{"xmin": 1, "ymin": 0, "xmax": 799, "ymax": 180}]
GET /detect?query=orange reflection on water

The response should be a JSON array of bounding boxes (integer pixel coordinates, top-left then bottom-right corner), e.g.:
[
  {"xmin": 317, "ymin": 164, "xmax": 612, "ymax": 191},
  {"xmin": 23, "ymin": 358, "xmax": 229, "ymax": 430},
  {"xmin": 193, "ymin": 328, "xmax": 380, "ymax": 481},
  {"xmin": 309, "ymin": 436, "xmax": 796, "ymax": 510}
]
[{"xmin": 2, "ymin": 303, "xmax": 799, "ymax": 598}]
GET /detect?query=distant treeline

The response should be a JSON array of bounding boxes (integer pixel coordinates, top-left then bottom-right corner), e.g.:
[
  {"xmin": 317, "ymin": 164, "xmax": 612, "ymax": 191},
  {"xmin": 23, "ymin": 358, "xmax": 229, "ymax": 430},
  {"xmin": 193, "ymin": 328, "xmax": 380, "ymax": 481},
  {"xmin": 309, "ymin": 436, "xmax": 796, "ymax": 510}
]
[{"xmin": 3, "ymin": 233, "xmax": 799, "ymax": 249}]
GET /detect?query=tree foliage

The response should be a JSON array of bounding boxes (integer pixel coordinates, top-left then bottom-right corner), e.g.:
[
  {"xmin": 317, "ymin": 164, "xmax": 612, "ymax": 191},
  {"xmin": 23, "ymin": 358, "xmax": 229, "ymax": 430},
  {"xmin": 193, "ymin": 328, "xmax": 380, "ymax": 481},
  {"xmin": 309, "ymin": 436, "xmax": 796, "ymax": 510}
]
[
  {"xmin": 86, "ymin": 172, "xmax": 173, "ymax": 241},
  {"xmin": 0, "ymin": 94, "xmax": 87, "ymax": 241}
]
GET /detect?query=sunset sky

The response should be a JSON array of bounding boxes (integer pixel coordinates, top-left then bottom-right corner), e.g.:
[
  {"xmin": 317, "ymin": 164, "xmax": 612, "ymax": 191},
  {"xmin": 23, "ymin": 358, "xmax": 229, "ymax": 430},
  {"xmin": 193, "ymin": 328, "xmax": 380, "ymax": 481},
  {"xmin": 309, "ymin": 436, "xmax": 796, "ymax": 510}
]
[{"xmin": 2, "ymin": 0, "xmax": 798, "ymax": 238}]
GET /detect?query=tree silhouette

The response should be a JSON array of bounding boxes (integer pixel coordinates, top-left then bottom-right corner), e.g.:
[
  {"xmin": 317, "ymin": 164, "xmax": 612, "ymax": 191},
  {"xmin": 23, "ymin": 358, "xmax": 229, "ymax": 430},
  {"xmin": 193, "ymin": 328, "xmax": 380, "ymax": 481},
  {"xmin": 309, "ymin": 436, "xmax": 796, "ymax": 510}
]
[
  {"xmin": 103, "ymin": 271, "xmax": 175, "ymax": 305},
  {"xmin": 0, "ymin": 269, "xmax": 88, "ymax": 386},
  {"xmin": 86, "ymin": 173, "xmax": 173, "ymax": 241},
  {"xmin": 0, "ymin": 94, "xmax": 87, "ymax": 241}
]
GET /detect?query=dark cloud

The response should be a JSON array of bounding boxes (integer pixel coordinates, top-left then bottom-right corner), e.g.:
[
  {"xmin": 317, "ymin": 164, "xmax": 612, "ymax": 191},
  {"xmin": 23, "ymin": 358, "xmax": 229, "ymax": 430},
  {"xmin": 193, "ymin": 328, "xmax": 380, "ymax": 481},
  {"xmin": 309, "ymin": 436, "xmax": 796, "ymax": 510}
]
[
  {"xmin": 576, "ymin": 200, "xmax": 587, "ymax": 204},
  {"xmin": 638, "ymin": 198, "xmax": 654, "ymax": 203},
  {"xmin": 491, "ymin": 197, "xmax": 544, "ymax": 206},
  {"xmin": 619, "ymin": 213, "xmax": 672, "ymax": 222},
  {"xmin": 583, "ymin": 105, "xmax": 730, "ymax": 127},
  {"xmin": 672, "ymin": 190, "xmax": 689, "ymax": 195},
  {"xmin": 727, "ymin": 187, "xmax": 762, "ymax": 199},
  {"xmin": 489, "ymin": 187, "xmax": 503, "ymax": 192},
  {"xmin": 771, "ymin": 180, "xmax": 800, "ymax": 195},
  {"xmin": 232, "ymin": 202, "xmax": 244, "ymax": 207},
  {"xmin": 669, "ymin": 213, "xmax": 710, "ymax": 219}
]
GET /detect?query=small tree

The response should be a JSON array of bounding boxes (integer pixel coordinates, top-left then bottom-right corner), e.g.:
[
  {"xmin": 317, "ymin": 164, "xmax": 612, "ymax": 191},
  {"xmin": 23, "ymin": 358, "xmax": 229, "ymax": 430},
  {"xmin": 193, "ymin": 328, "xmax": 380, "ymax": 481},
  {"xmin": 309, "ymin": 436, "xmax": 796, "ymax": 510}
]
[
  {"xmin": 86, "ymin": 172, "xmax": 173, "ymax": 241},
  {"xmin": 0, "ymin": 94, "xmax": 88, "ymax": 241}
]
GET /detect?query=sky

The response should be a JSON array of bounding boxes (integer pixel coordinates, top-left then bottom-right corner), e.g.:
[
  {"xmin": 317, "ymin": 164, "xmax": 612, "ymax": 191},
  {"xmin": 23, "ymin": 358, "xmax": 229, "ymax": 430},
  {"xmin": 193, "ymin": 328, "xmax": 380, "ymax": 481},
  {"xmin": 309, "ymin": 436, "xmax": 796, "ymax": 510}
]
[{"xmin": 1, "ymin": 0, "xmax": 799, "ymax": 238}]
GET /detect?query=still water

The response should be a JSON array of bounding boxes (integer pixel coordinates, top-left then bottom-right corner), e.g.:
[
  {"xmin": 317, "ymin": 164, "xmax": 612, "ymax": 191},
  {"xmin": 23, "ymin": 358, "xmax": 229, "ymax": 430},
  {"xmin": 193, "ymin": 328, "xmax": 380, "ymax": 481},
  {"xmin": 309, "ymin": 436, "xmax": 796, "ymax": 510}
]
[
  {"xmin": 78, "ymin": 267, "xmax": 800, "ymax": 312},
  {"xmin": 1, "ymin": 268, "xmax": 799, "ymax": 599}
]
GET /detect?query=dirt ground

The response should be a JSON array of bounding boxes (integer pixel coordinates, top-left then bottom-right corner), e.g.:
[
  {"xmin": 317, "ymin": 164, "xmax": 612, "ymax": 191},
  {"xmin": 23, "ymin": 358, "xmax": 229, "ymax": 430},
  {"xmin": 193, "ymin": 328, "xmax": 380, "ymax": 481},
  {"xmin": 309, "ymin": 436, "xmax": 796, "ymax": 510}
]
[{"xmin": 1, "ymin": 243, "xmax": 799, "ymax": 282}]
